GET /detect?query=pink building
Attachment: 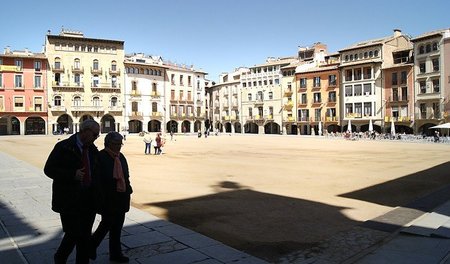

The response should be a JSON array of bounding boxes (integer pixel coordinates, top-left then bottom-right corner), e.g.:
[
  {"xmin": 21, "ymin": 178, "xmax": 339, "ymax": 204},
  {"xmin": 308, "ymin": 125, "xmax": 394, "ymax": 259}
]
[{"xmin": 0, "ymin": 47, "xmax": 48, "ymax": 135}]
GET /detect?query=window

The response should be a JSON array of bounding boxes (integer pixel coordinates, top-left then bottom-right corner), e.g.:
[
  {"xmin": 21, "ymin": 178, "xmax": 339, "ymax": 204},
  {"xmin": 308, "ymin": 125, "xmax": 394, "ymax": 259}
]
[
  {"xmin": 299, "ymin": 109, "xmax": 309, "ymax": 121},
  {"xmin": 111, "ymin": 97, "xmax": 118, "ymax": 107},
  {"xmin": 74, "ymin": 58, "xmax": 81, "ymax": 70},
  {"xmin": 354, "ymin": 84, "xmax": 362, "ymax": 96},
  {"xmin": 15, "ymin": 59, "xmax": 23, "ymax": 70},
  {"xmin": 248, "ymin": 107, "xmax": 253, "ymax": 117},
  {"xmin": 364, "ymin": 102, "xmax": 372, "ymax": 116},
  {"xmin": 433, "ymin": 102, "xmax": 440, "ymax": 118},
  {"xmin": 363, "ymin": 83, "xmax": 371, "ymax": 95},
  {"xmin": 420, "ymin": 103, "xmax": 426, "ymax": 118},
  {"xmin": 363, "ymin": 67, "xmax": 371, "ymax": 79},
  {"xmin": 392, "ymin": 72, "xmax": 398, "ymax": 85},
  {"xmin": 392, "ymin": 106, "xmax": 399, "ymax": 118},
  {"xmin": 432, "ymin": 42, "xmax": 438, "ymax": 51},
  {"xmin": 313, "ymin": 93, "xmax": 321, "ymax": 103},
  {"xmin": 34, "ymin": 61, "xmax": 41, "ymax": 71},
  {"xmin": 328, "ymin": 75, "xmax": 336, "ymax": 86},
  {"xmin": 364, "ymin": 52, "xmax": 368, "ymax": 58},
  {"xmin": 300, "ymin": 78, "xmax": 307, "ymax": 88},
  {"xmin": 354, "ymin": 68, "xmax": 362, "ymax": 80},
  {"xmin": 132, "ymin": 101, "xmax": 138, "ymax": 112},
  {"xmin": 171, "ymin": 74, "xmax": 175, "ymax": 85},
  {"xmin": 93, "ymin": 60, "xmax": 99, "ymax": 71},
  {"xmin": 354, "ymin": 103, "xmax": 362, "ymax": 117},
  {"xmin": 14, "ymin": 97, "xmax": 24, "ymax": 108},
  {"xmin": 248, "ymin": 93, "xmax": 252, "ymax": 101},
  {"xmin": 152, "ymin": 102, "xmax": 158, "ymax": 112},
  {"xmin": 0, "ymin": 74, "xmax": 2, "ymax": 87},
  {"xmin": 54, "ymin": 96, "xmax": 62, "ymax": 106},
  {"xmin": 180, "ymin": 75, "xmax": 184, "ymax": 86},
  {"xmin": 345, "ymin": 103, "xmax": 353, "ymax": 115},
  {"xmin": 432, "ymin": 58, "xmax": 439, "ymax": 71},
  {"xmin": 111, "ymin": 61, "xmax": 117, "ymax": 71},
  {"xmin": 179, "ymin": 90, "xmax": 183, "ymax": 100},
  {"xmin": 328, "ymin": 91, "xmax": 336, "ymax": 102},
  {"xmin": 315, "ymin": 108, "xmax": 321, "ymax": 121},
  {"xmin": 74, "ymin": 74, "xmax": 81, "ymax": 85},
  {"xmin": 419, "ymin": 45, "xmax": 424, "ymax": 54},
  {"xmin": 426, "ymin": 44, "xmax": 431, "ymax": 53},
  {"xmin": 15, "ymin": 75, "xmax": 23, "ymax": 88},
  {"xmin": 433, "ymin": 79, "xmax": 440, "ymax": 93},
  {"xmin": 313, "ymin": 77, "xmax": 321, "ymax": 87},
  {"xmin": 268, "ymin": 92, "xmax": 273, "ymax": 99},
  {"xmin": 274, "ymin": 79, "xmax": 279, "ymax": 85},
  {"xmin": 188, "ymin": 76, "xmax": 192, "ymax": 86},
  {"xmin": 401, "ymin": 87, "xmax": 408, "ymax": 101},
  {"xmin": 345, "ymin": 85, "xmax": 352, "ymax": 96},
  {"xmin": 400, "ymin": 71, "xmax": 407, "ymax": 84},
  {"xmin": 171, "ymin": 90, "xmax": 175, "ymax": 100},
  {"xmin": 93, "ymin": 75, "xmax": 99, "ymax": 87},
  {"xmin": 93, "ymin": 96, "xmax": 100, "ymax": 107},
  {"xmin": 73, "ymin": 96, "xmax": 81, "ymax": 106},
  {"xmin": 301, "ymin": 94, "xmax": 307, "ymax": 104},
  {"xmin": 34, "ymin": 75, "xmax": 41, "ymax": 88},
  {"xmin": 132, "ymin": 81, "xmax": 137, "ymax": 94},
  {"xmin": 369, "ymin": 51, "xmax": 373, "ymax": 57},
  {"xmin": 392, "ymin": 88, "xmax": 399, "ymax": 101},
  {"xmin": 345, "ymin": 69, "xmax": 352, "ymax": 81},
  {"xmin": 54, "ymin": 57, "xmax": 61, "ymax": 69},
  {"xmin": 420, "ymin": 81, "xmax": 426, "ymax": 93},
  {"xmin": 34, "ymin": 97, "xmax": 42, "ymax": 111},
  {"xmin": 374, "ymin": 50, "xmax": 379, "ymax": 57},
  {"xmin": 419, "ymin": 62, "xmax": 426, "ymax": 73},
  {"xmin": 257, "ymin": 91, "xmax": 263, "ymax": 101}
]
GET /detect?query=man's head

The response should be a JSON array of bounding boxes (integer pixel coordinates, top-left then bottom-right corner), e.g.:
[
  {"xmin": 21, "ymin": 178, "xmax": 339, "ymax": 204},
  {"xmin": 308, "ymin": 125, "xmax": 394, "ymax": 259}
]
[
  {"xmin": 79, "ymin": 119, "xmax": 100, "ymax": 146},
  {"xmin": 104, "ymin": 131, "xmax": 123, "ymax": 153}
]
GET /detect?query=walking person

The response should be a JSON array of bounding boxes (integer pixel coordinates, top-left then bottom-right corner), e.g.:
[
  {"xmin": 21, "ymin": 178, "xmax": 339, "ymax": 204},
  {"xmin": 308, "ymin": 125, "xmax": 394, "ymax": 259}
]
[
  {"xmin": 44, "ymin": 119, "xmax": 100, "ymax": 264},
  {"xmin": 90, "ymin": 131, "xmax": 132, "ymax": 263},
  {"xmin": 154, "ymin": 132, "xmax": 162, "ymax": 155},
  {"xmin": 143, "ymin": 132, "xmax": 152, "ymax": 155}
]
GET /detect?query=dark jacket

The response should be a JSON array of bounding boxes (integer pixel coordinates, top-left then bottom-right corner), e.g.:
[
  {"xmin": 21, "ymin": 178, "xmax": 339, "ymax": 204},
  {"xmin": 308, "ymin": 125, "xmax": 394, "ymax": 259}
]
[
  {"xmin": 96, "ymin": 149, "xmax": 132, "ymax": 214},
  {"xmin": 44, "ymin": 133, "xmax": 99, "ymax": 213}
]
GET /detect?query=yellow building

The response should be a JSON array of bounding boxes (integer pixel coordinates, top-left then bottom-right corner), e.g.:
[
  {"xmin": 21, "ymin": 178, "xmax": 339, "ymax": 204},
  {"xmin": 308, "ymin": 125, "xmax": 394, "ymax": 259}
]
[{"xmin": 45, "ymin": 29, "xmax": 125, "ymax": 134}]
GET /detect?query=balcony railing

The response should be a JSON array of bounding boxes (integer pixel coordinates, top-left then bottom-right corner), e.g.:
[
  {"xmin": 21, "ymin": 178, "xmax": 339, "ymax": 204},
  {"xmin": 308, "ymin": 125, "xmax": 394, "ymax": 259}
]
[
  {"xmin": 52, "ymin": 81, "xmax": 84, "ymax": 88},
  {"xmin": 151, "ymin": 91, "xmax": 160, "ymax": 98},
  {"xmin": 107, "ymin": 106, "xmax": 123, "ymax": 112},
  {"xmin": 91, "ymin": 67, "xmax": 103, "ymax": 74},
  {"xmin": 49, "ymin": 105, "xmax": 67, "ymax": 112},
  {"xmin": 72, "ymin": 105, "xmax": 104, "ymax": 112},
  {"xmin": 71, "ymin": 66, "xmax": 84, "ymax": 73},
  {"xmin": 109, "ymin": 68, "xmax": 121, "ymax": 75},
  {"xmin": 52, "ymin": 66, "xmax": 64, "ymax": 72},
  {"xmin": 92, "ymin": 83, "xmax": 121, "ymax": 89},
  {"xmin": 325, "ymin": 116, "xmax": 338, "ymax": 122},
  {"xmin": 0, "ymin": 65, "xmax": 22, "ymax": 72}
]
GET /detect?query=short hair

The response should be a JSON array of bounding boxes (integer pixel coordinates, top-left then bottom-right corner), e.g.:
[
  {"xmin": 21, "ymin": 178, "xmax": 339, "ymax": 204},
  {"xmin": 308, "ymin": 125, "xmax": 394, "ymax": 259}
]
[
  {"xmin": 79, "ymin": 119, "xmax": 99, "ymax": 132},
  {"xmin": 104, "ymin": 131, "xmax": 123, "ymax": 146}
]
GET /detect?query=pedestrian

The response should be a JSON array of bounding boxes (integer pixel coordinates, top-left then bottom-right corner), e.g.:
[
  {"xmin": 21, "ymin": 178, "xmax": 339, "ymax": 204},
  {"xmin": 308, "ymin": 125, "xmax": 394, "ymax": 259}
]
[
  {"xmin": 90, "ymin": 131, "xmax": 132, "ymax": 263},
  {"xmin": 170, "ymin": 130, "xmax": 174, "ymax": 141},
  {"xmin": 143, "ymin": 132, "xmax": 152, "ymax": 155},
  {"xmin": 154, "ymin": 132, "xmax": 162, "ymax": 155},
  {"xmin": 44, "ymin": 119, "xmax": 100, "ymax": 264}
]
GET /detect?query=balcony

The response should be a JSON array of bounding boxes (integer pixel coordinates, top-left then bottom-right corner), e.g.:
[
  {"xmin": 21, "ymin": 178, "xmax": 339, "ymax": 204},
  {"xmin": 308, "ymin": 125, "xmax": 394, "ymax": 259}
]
[
  {"xmin": 91, "ymin": 67, "xmax": 103, "ymax": 74},
  {"xmin": 72, "ymin": 105, "xmax": 104, "ymax": 112},
  {"xmin": 52, "ymin": 66, "xmax": 65, "ymax": 73},
  {"xmin": 196, "ymin": 113, "xmax": 206, "ymax": 120},
  {"xmin": 298, "ymin": 101, "xmax": 307, "ymax": 108},
  {"xmin": 298, "ymin": 86, "xmax": 307, "ymax": 93},
  {"xmin": 131, "ymin": 90, "xmax": 141, "ymax": 96},
  {"xmin": 0, "ymin": 65, "xmax": 22, "ymax": 72},
  {"xmin": 325, "ymin": 116, "xmax": 338, "ymax": 122},
  {"xmin": 298, "ymin": 116, "xmax": 310, "ymax": 122},
  {"xmin": 130, "ymin": 111, "xmax": 143, "ymax": 120},
  {"xmin": 254, "ymin": 99, "xmax": 264, "ymax": 106},
  {"xmin": 107, "ymin": 106, "xmax": 123, "ymax": 112},
  {"xmin": 92, "ymin": 82, "xmax": 121, "ymax": 90},
  {"xmin": 49, "ymin": 105, "xmax": 67, "ymax": 112},
  {"xmin": 109, "ymin": 68, "xmax": 121, "ymax": 75},
  {"xmin": 265, "ymin": 114, "xmax": 274, "ymax": 120},
  {"xmin": 284, "ymin": 88, "xmax": 293, "ymax": 97},
  {"xmin": 286, "ymin": 116, "xmax": 295, "ymax": 122},
  {"xmin": 415, "ymin": 113, "xmax": 440, "ymax": 120},
  {"xmin": 151, "ymin": 91, "xmax": 161, "ymax": 98},
  {"xmin": 52, "ymin": 81, "xmax": 84, "ymax": 89},
  {"xmin": 284, "ymin": 100, "xmax": 294, "ymax": 111},
  {"xmin": 151, "ymin": 112, "xmax": 162, "ymax": 118},
  {"xmin": 71, "ymin": 66, "xmax": 84, "ymax": 73}
]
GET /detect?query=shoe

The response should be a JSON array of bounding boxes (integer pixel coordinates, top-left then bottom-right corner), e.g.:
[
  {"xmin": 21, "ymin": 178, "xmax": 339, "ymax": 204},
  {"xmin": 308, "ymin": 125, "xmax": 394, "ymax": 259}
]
[{"xmin": 110, "ymin": 255, "xmax": 129, "ymax": 263}]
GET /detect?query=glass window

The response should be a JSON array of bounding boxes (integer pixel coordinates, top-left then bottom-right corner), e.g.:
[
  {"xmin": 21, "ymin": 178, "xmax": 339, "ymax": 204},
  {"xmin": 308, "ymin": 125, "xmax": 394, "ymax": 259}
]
[
  {"xmin": 363, "ymin": 84, "xmax": 371, "ymax": 95},
  {"xmin": 419, "ymin": 45, "xmax": 424, "ymax": 54},
  {"xmin": 74, "ymin": 58, "xmax": 81, "ymax": 69},
  {"xmin": 426, "ymin": 44, "xmax": 431, "ymax": 53},
  {"xmin": 432, "ymin": 42, "xmax": 438, "ymax": 51},
  {"xmin": 420, "ymin": 81, "xmax": 426, "ymax": 93},
  {"xmin": 328, "ymin": 75, "xmax": 336, "ymax": 86},
  {"xmin": 93, "ymin": 96, "xmax": 100, "ymax": 106},
  {"xmin": 432, "ymin": 58, "xmax": 439, "ymax": 71},
  {"xmin": 111, "ymin": 97, "xmax": 118, "ymax": 107},
  {"xmin": 300, "ymin": 78, "xmax": 307, "ymax": 88},
  {"xmin": 73, "ymin": 96, "xmax": 81, "ymax": 106},
  {"xmin": 354, "ymin": 84, "xmax": 362, "ymax": 96},
  {"xmin": 268, "ymin": 92, "xmax": 273, "ymax": 99},
  {"xmin": 14, "ymin": 97, "xmax": 24, "ymax": 108},
  {"xmin": 354, "ymin": 103, "xmax": 362, "ymax": 117},
  {"xmin": 313, "ymin": 92, "xmax": 321, "ymax": 103},
  {"xmin": 301, "ymin": 94, "xmax": 307, "ymax": 104},
  {"xmin": 313, "ymin": 77, "xmax": 320, "ymax": 87},
  {"xmin": 400, "ymin": 71, "xmax": 407, "ymax": 84},
  {"xmin": 345, "ymin": 103, "xmax": 353, "ymax": 115},
  {"xmin": 354, "ymin": 68, "xmax": 362, "ymax": 80},
  {"xmin": 433, "ymin": 79, "xmax": 440, "ymax": 93},
  {"xmin": 15, "ymin": 59, "xmax": 23, "ymax": 70},
  {"xmin": 364, "ymin": 102, "xmax": 372, "ymax": 116},
  {"xmin": 392, "ymin": 72, "xmax": 398, "ymax": 85},
  {"xmin": 0, "ymin": 74, "xmax": 2, "ymax": 87},
  {"xmin": 345, "ymin": 85, "xmax": 352, "ymax": 96},
  {"xmin": 248, "ymin": 93, "xmax": 252, "ymax": 101},
  {"xmin": 328, "ymin": 91, "xmax": 336, "ymax": 102},
  {"xmin": 363, "ymin": 67, "xmax": 371, "ymax": 79},
  {"xmin": 34, "ymin": 61, "xmax": 41, "ymax": 71},
  {"xmin": 419, "ymin": 62, "xmax": 426, "ymax": 73},
  {"xmin": 15, "ymin": 75, "xmax": 23, "ymax": 87},
  {"xmin": 34, "ymin": 75, "xmax": 41, "ymax": 88},
  {"xmin": 374, "ymin": 50, "xmax": 379, "ymax": 57},
  {"xmin": 54, "ymin": 96, "xmax": 62, "ymax": 106},
  {"xmin": 93, "ymin": 60, "xmax": 99, "ymax": 70},
  {"xmin": 345, "ymin": 69, "xmax": 352, "ymax": 81}
]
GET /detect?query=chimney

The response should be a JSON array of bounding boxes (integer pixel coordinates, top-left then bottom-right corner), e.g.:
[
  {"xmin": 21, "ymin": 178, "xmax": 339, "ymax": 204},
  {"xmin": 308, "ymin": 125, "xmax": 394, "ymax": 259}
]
[
  {"xmin": 393, "ymin": 29, "xmax": 402, "ymax": 37},
  {"xmin": 4, "ymin": 46, "xmax": 10, "ymax": 54}
]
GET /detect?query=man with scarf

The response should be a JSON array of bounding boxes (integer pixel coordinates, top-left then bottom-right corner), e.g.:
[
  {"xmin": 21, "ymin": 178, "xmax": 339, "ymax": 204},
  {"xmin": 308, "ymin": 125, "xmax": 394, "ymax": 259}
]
[
  {"xmin": 90, "ymin": 131, "xmax": 132, "ymax": 263},
  {"xmin": 44, "ymin": 119, "xmax": 100, "ymax": 264}
]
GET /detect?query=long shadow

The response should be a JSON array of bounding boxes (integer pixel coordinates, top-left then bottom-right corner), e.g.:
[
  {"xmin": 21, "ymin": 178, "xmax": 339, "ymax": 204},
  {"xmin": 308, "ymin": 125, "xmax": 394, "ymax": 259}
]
[
  {"xmin": 147, "ymin": 181, "xmax": 359, "ymax": 262},
  {"xmin": 339, "ymin": 161, "xmax": 450, "ymax": 232}
]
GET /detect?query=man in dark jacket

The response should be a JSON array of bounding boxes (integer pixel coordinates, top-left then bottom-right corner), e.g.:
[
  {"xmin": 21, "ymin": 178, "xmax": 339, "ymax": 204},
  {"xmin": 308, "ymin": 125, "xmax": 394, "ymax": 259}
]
[
  {"xmin": 44, "ymin": 119, "xmax": 100, "ymax": 264},
  {"xmin": 90, "ymin": 131, "xmax": 132, "ymax": 263}
]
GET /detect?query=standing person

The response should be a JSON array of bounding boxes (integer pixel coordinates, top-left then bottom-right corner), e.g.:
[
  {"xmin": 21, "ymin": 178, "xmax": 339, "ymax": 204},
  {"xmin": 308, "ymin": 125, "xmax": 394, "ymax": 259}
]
[
  {"xmin": 170, "ymin": 130, "xmax": 174, "ymax": 141},
  {"xmin": 154, "ymin": 132, "xmax": 162, "ymax": 155},
  {"xmin": 143, "ymin": 132, "xmax": 152, "ymax": 155},
  {"xmin": 44, "ymin": 119, "xmax": 100, "ymax": 264},
  {"xmin": 90, "ymin": 132, "xmax": 132, "ymax": 263}
]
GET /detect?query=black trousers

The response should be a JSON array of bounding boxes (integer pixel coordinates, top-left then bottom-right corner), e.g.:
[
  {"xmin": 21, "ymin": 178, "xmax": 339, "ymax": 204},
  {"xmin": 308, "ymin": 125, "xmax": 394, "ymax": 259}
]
[
  {"xmin": 55, "ymin": 211, "xmax": 96, "ymax": 264},
  {"xmin": 91, "ymin": 212, "xmax": 126, "ymax": 258}
]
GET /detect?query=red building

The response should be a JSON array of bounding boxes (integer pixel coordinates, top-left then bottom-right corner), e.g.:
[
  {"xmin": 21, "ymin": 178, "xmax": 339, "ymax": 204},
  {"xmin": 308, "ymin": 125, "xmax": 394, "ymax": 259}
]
[{"xmin": 0, "ymin": 48, "xmax": 48, "ymax": 135}]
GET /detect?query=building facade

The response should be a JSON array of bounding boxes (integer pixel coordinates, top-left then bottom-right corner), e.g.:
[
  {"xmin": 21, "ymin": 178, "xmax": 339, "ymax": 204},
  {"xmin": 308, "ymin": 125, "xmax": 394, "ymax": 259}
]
[
  {"xmin": 45, "ymin": 29, "xmax": 125, "ymax": 134},
  {"xmin": 339, "ymin": 29, "xmax": 412, "ymax": 133},
  {"xmin": 411, "ymin": 29, "xmax": 450, "ymax": 135},
  {"xmin": 0, "ymin": 48, "xmax": 48, "ymax": 135}
]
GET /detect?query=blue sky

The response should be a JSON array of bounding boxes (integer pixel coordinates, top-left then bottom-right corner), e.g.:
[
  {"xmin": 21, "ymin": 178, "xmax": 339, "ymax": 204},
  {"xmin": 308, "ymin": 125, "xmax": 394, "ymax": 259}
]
[{"xmin": 1, "ymin": 0, "xmax": 449, "ymax": 81}]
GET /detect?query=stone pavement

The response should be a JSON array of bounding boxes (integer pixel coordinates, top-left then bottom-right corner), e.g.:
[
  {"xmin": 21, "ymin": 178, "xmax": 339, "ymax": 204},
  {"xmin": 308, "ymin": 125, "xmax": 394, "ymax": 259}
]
[
  {"xmin": 0, "ymin": 151, "xmax": 266, "ymax": 264},
  {"xmin": 1, "ymin": 148, "xmax": 450, "ymax": 264}
]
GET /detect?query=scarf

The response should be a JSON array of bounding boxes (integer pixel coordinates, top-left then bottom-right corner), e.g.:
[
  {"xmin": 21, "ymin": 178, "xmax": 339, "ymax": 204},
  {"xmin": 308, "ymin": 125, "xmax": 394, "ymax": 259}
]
[{"xmin": 105, "ymin": 148, "xmax": 126, "ymax": 192}]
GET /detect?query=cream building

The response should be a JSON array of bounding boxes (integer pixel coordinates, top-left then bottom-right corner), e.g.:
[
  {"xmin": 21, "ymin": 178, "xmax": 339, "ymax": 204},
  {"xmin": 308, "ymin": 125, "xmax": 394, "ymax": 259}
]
[
  {"xmin": 210, "ymin": 67, "xmax": 249, "ymax": 134},
  {"xmin": 124, "ymin": 53, "xmax": 168, "ymax": 133},
  {"xmin": 165, "ymin": 62, "xmax": 208, "ymax": 134},
  {"xmin": 45, "ymin": 29, "xmax": 125, "ymax": 134},
  {"xmin": 411, "ymin": 29, "xmax": 450, "ymax": 135},
  {"xmin": 339, "ymin": 29, "xmax": 411, "ymax": 133},
  {"xmin": 240, "ymin": 57, "xmax": 297, "ymax": 134}
]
